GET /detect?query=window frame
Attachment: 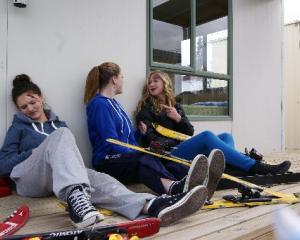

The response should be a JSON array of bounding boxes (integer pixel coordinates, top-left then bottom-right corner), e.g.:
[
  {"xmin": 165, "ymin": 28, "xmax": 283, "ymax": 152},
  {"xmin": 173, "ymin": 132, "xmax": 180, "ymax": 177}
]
[{"xmin": 147, "ymin": 0, "xmax": 233, "ymax": 121}]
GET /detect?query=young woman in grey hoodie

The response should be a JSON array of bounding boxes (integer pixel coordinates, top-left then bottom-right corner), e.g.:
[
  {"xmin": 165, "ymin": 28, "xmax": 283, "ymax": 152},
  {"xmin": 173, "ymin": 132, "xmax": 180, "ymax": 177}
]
[{"xmin": 0, "ymin": 74, "xmax": 209, "ymax": 228}]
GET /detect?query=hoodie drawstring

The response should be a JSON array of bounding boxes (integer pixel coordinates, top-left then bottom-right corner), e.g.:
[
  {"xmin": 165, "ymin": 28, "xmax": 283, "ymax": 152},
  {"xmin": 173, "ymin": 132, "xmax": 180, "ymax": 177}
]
[
  {"xmin": 114, "ymin": 100, "xmax": 132, "ymax": 141},
  {"xmin": 31, "ymin": 121, "xmax": 58, "ymax": 136},
  {"xmin": 107, "ymin": 99, "xmax": 132, "ymax": 142},
  {"xmin": 51, "ymin": 122, "xmax": 58, "ymax": 130},
  {"xmin": 107, "ymin": 99, "xmax": 124, "ymax": 134}
]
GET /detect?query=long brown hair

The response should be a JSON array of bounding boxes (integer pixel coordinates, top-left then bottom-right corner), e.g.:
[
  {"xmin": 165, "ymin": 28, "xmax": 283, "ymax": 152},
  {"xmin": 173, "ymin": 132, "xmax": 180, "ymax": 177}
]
[
  {"xmin": 84, "ymin": 62, "xmax": 121, "ymax": 104},
  {"xmin": 135, "ymin": 70, "xmax": 175, "ymax": 115}
]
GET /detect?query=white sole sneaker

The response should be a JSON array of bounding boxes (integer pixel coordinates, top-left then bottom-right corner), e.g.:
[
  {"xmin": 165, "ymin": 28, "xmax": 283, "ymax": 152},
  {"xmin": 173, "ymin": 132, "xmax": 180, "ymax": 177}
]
[
  {"xmin": 183, "ymin": 154, "xmax": 209, "ymax": 192},
  {"xmin": 72, "ymin": 211, "xmax": 104, "ymax": 228},
  {"xmin": 158, "ymin": 185, "xmax": 208, "ymax": 227},
  {"xmin": 206, "ymin": 149, "xmax": 225, "ymax": 200}
]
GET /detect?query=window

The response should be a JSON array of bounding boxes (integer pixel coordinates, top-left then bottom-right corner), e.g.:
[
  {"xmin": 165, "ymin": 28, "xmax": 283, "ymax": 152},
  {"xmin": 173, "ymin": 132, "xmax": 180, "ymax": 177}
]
[{"xmin": 148, "ymin": 0, "xmax": 232, "ymax": 120}]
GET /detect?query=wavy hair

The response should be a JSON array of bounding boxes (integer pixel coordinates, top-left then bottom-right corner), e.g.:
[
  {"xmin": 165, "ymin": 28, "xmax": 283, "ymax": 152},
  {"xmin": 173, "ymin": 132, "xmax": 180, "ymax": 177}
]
[{"xmin": 135, "ymin": 70, "xmax": 175, "ymax": 116}]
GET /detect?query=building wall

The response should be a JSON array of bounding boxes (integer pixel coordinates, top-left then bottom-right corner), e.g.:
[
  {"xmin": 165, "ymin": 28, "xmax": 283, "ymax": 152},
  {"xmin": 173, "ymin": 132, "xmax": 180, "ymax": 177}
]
[
  {"xmin": 0, "ymin": 0, "xmax": 147, "ymax": 165},
  {"xmin": 0, "ymin": 0, "xmax": 283, "ymax": 167},
  {"xmin": 0, "ymin": 1, "xmax": 8, "ymax": 154},
  {"xmin": 231, "ymin": 0, "xmax": 284, "ymax": 152},
  {"xmin": 190, "ymin": 0, "xmax": 284, "ymax": 153},
  {"xmin": 284, "ymin": 22, "xmax": 300, "ymax": 150}
]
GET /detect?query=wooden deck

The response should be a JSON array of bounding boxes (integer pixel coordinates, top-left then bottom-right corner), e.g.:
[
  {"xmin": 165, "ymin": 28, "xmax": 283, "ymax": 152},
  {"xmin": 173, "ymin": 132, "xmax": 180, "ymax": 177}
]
[{"xmin": 1, "ymin": 151, "xmax": 300, "ymax": 240}]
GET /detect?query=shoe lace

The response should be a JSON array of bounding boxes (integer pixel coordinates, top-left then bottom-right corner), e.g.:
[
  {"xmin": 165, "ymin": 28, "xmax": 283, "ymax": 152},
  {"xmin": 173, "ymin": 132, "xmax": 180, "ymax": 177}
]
[
  {"xmin": 68, "ymin": 188, "xmax": 96, "ymax": 217},
  {"xmin": 156, "ymin": 192, "xmax": 183, "ymax": 204}
]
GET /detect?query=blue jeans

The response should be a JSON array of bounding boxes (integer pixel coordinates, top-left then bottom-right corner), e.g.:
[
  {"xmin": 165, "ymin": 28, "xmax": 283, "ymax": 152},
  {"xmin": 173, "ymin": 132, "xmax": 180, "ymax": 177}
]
[{"xmin": 171, "ymin": 131, "xmax": 256, "ymax": 172}]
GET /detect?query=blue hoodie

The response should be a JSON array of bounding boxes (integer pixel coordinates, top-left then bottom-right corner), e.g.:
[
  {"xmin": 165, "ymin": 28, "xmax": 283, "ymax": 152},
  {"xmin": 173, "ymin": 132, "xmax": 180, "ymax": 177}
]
[
  {"xmin": 86, "ymin": 94, "xmax": 137, "ymax": 167},
  {"xmin": 0, "ymin": 110, "xmax": 67, "ymax": 176}
]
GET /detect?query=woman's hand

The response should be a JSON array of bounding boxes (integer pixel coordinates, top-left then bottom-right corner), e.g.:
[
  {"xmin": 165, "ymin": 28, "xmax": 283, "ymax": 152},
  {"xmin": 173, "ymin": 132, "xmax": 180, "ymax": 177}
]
[
  {"xmin": 138, "ymin": 121, "xmax": 147, "ymax": 135},
  {"xmin": 27, "ymin": 93, "xmax": 44, "ymax": 106},
  {"xmin": 161, "ymin": 105, "xmax": 182, "ymax": 123}
]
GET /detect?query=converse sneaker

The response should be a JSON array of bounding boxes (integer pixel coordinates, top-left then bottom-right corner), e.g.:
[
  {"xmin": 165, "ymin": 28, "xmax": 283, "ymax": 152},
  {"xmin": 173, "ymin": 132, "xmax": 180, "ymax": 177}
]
[
  {"xmin": 148, "ymin": 185, "xmax": 207, "ymax": 227},
  {"xmin": 250, "ymin": 161, "xmax": 291, "ymax": 175},
  {"xmin": 67, "ymin": 185, "xmax": 104, "ymax": 228},
  {"xmin": 206, "ymin": 149, "xmax": 225, "ymax": 200},
  {"xmin": 168, "ymin": 154, "xmax": 208, "ymax": 195}
]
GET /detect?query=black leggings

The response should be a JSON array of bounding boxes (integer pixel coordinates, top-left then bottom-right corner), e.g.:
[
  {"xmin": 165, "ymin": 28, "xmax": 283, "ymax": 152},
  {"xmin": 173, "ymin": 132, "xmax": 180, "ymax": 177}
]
[{"xmin": 95, "ymin": 152, "xmax": 189, "ymax": 195}]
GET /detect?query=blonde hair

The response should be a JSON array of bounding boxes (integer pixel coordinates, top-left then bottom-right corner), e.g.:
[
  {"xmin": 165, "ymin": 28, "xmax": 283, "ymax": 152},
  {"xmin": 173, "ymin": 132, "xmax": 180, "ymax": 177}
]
[
  {"xmin": 84, "ymin": 62, "xmax": 120, "ymax": 104},
  {"xmin": 135, "ymin": 70, "xmax": 175, "ymax": 115}
]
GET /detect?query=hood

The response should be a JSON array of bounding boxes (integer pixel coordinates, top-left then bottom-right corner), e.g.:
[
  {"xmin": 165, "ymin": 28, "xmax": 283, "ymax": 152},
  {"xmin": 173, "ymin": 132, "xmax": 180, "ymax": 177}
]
[
  {"xmin": 13, "ymin": 109, "xmax": 62, "ymax": 136},
  {"xmin": 13, "ymin": 109, "xmax": 59, "ymax": 124}
]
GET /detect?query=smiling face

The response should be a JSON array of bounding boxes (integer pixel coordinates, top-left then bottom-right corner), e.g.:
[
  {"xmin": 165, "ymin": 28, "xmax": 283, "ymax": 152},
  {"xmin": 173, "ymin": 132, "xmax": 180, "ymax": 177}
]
[
  {"xmin": 16, "ymin": 92, "xmax": 46, "ymax": 122},
  {"xmin": 148, "ymin": 73, "xmax": 164, "ymax": 98}
]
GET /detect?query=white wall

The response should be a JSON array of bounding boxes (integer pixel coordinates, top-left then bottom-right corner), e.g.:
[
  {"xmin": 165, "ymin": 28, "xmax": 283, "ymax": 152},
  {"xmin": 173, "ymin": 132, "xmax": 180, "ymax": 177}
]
[
  {"xmin": 0, "ymin": 1, "xmax": 8, "ymax": 148},
  {"xmin": 0, "ymin": 0, "xmax": 284, "ymax": 166},
  {"xmin": 192, "ymin": 0, "xmax": 284, "ymax": 153},
  {"xmin": 230, "ymin": 0, "xmax": 284, "ymax": 153},
  {"xmin": 1, "ymin": 0, "xmax": 146, "ymax": 166},
  {"xmin": 284, "ymin": 22, "xmax": 300, "ymax": 150}
]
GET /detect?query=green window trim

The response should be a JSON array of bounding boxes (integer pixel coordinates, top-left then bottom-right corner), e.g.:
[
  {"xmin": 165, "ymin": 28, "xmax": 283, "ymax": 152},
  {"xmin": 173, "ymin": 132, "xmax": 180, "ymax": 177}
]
[{"xmin": 147, "ymin": 0, "xmax": 233, "ymax": 121}]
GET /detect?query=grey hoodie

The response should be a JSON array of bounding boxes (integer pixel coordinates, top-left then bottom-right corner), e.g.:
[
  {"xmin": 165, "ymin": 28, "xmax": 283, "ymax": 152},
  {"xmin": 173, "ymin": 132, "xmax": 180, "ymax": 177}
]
[{"xmin": 0, "ymin": 110, "xmax": 67, "ymax": 176}]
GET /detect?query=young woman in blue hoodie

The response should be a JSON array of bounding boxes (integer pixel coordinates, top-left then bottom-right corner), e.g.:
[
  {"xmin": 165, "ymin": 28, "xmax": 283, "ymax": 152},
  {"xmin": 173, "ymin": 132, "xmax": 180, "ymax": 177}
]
[
  {"xmin": 0, "ymin": 74, "xmax": 210, "ymax": 228},
  {"xmin": 84, "ymin": 62, "xmax": 225, "ymax": 200}
]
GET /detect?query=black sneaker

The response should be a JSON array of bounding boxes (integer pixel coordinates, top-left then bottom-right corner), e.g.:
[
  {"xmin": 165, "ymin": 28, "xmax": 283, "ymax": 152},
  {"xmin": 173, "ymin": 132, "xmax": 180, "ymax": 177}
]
[
  {"xmin": 250, "ymin": 161, "xmax": 291, "ymax": 175},
  {"xmin": 206, "ymin": 149, "xmax": 225, "ymax": 200},
  {"xmin": 67, "ymin": 185, "xmax": 104, "ymax": 228},
  {"xmin": 168, "ymin": 154, "xmax": 208, "ymax": 195},
  {"xmin": 148, "ymin": 185, "xmax": 208, "ymax": 227}
]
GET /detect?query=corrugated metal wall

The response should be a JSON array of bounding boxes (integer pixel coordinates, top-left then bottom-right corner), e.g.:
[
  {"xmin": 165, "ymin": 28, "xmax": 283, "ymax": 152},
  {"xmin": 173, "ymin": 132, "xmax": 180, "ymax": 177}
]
[{"xmin": 284, "ymin": 22, "xmax": 300, "ymax": 150}]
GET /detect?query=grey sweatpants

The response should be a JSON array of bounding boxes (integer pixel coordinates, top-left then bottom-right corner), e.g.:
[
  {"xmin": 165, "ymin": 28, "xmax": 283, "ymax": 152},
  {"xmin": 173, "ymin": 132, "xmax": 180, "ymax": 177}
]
[{"xmin": 10, "ymin": 127, "xmax": 155, "ymax": 219}]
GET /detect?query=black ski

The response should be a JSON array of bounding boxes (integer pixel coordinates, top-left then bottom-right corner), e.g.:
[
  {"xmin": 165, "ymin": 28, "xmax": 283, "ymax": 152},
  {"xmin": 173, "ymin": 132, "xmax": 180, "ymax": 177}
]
[{"xmin": 3, "ymin": 218, "xmax": 160, "ymax": 240}]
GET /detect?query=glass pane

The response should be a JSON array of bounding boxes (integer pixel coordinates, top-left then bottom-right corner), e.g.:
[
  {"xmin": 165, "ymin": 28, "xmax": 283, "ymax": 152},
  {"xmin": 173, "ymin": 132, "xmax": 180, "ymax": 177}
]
[
  {"xmin": 167, "ymin": 72, "xmax": 229, "ymax": 116},
  {"xmin": 152, "ymin": 0, "xmax": 191, "ymax": 66},
  {"xmin": 195, "ymin": 0, "xmax": 228, "ymax": 74}
]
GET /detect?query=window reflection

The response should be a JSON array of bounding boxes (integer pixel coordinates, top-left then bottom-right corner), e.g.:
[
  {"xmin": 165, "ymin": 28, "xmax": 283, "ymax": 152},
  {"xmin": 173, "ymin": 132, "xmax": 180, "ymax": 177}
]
[
  {"xmin": 196, "ymin": 16, "xmax": 228, "ymax": 74},
  {"xmin": 168, "ymin": 72, "xmax": 229, "ymax": 116},
  {"xmin": 150, "ymin": 0, "xmax": 230, "ymax": 117},
  {"xmin": 152, "ymin": 0, "xmax": 191, "ymax": 66}
]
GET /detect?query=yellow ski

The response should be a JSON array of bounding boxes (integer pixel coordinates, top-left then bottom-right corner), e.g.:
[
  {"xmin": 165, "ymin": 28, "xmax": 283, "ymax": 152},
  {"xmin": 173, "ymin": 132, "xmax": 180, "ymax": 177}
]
[
  {"xmin": 106, "ymin": 138, "xmax": 298, "ymax": 201},
  {"xmin": 203, "ymin": 196, "xmax": 300, "ymax": 209},
  {"xmin": 153, "ymin": 123, "xmax": 190, "ymax": 141}
]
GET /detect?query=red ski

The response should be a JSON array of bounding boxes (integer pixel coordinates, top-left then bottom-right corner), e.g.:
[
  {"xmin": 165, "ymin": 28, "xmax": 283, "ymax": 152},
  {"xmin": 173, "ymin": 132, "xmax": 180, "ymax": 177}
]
[
  {"xmin": 0, "ymin": 205, "xmax": 29, "ymax": 238},
  {"xmin": 3, "ymin": 218, "xmax": 160, "ymax": 239}
]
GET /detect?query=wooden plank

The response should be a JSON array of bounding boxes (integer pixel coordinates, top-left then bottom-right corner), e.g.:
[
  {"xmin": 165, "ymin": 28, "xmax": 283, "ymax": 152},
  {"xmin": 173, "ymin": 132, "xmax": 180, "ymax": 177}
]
[
  {"xmin": 154, "ymin": 180, "xmax": 288, "ymax": 237},
  {"xmin": 144, "ymin": 183, "xmax": 292, "ymax": 238},
  {"xmin": 199, "ymin": 184, "xmax": 300, "ymax": 240},
  {"xmin": 146, "ymin": 183, "xmax": 300, "ymax": 239},
  {"xmin": 1, "ymin": 152, "xmax": 300, "ymax": 240},
  {"xmin": 200, "ymin": 199, "xmax": 300, "ymax": 240},
  {"xmin": 0, "ymin": 195, "xmax": 63, "ymax": 219},
  {"xmin": 17, "ymin": 213, "xmax": 71, "ymax": 234},
  {"xmin": 16, "ymin": 213, "xmax": 130, "ymax": 234},
  {"xmin": 146, "ymin": 205, "xmax": 286, "ymax": 239}
]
